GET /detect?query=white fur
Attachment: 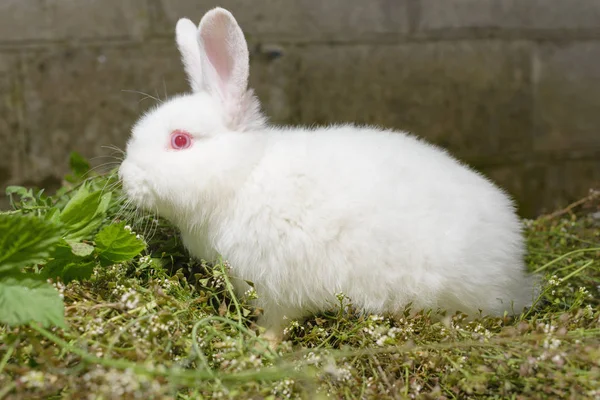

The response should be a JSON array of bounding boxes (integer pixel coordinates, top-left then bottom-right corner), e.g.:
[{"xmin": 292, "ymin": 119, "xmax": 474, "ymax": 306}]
[
  {"xmin": 120, "ymin": 8, "xmax": 537, "ymax": 340},
  {"xmin": 175, "ymin": 18, "xmax": 203, "ymax": 93}
]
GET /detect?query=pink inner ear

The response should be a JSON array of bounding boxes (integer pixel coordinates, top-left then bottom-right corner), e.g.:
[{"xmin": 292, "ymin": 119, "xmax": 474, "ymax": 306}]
[{"xmin": 201, "ymin": 14, "xmax": 234, "ymax": 95}]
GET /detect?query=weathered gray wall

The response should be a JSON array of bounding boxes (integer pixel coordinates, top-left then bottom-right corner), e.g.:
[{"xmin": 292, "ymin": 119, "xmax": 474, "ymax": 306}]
[{"xmin": 1, "ymin": 0, "xmax": 600, "ymax": 216}]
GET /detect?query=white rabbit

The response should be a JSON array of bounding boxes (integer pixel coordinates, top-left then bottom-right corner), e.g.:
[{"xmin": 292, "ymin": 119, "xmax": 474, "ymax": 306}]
[{"xmin": 119, "ymin": 7, "xmax": 537, "ymax": 346}]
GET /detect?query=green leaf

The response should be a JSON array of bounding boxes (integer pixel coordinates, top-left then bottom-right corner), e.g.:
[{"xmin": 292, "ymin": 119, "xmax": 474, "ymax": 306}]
[
  {"xmin": 61, "ymin": 187, "xmax": 112, "ymax": 241},
  {"xmin": 0, "ymin": 276, "xmax": 65, "ymax": 328},
  {"xmin": 5, "ymin": 186, "xmax": 34, "ymax": 210},
  {"xmin": 41, "ymin": 260, "xmax": 96, "ymax": 284},
  {"xmin": 66, "ymin": 241, "xmax": 95, "ymax": 257},
  {"xmin": 69, "ymin": 152, "xmax": 91, "ymax": 177},
  {"xmin": 41, "ymin": 239, "xmax": 96, "ymax": 283},
  {"xmin": 62, "ymin": 261, "xmax": 95, "ymax": 283},
  {"xmin": 45, "ymin": 207, "xmax": 61, "ymax": 224},
  {"xmin": 96, "ymin": 191, "xmax": 112, "ymax": 215},
  {"xmin": 0, "ymin": 214, "xmax": 62, "ymax": 273},
  {"xmin": 49, "ymin": 240, "xmax": 77, "ymax": 260},
  {"xmin": 52, "ymin": 238, "xmax": 96, "ymax": 260},
  {"xmin": 5, "ymin": 186, "xmax": 30, "ymax": 198},
  {"xmin": 197, "ymin": 278, "xmax": 209, "ymax": 287},
  {"xmin": 63, "ymin": 217, "xmax": 102, "ymax": 242},
  {"xmin": 95, "ymin": 222, "xmax": 146, "ymax": 265},
  {"xmin": 59, "ymin": 185, "xmax": 94, "ymax": 226}
]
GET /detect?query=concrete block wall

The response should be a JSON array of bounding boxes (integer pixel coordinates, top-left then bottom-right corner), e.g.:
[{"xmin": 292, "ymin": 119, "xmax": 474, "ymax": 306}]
[{"xmin": 1, "ymin": 0, "xmax": 599, "ymax": 216}]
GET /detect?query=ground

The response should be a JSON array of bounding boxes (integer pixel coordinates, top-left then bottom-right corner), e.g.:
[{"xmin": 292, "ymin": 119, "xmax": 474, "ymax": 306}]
[{"xmin": 0, "ymin": 168, "xmax": 598, "ymax": 400}]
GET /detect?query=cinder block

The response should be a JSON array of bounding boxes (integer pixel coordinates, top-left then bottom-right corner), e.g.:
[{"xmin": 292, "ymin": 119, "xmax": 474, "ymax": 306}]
[
  {"xmin": 484, "ymin": 163, "xmax": 543, "ymax": 217},
  {"xmin": 534, "ymin": 42, "xmax": 600, "ymax": 152},
  {"xmin": 15, "ymin": 40, "xmax": 297, "ymax": 188},
  {"xmin": 19, "ymin": 44, "xmax": 188, "ymax": 185},
  {"xmin": 545, "ymin": 160, "xmax": 600, "ymax": 211},
  {"xmin": 250, "ymin": 44, "xmax": 303, "ymax": 124},
  {"xmin": 0, "ymin": 53, "xmax": 23, "ymax": 193},
  {"xmin": 0, "ymin": 0, "xmax": 149, "ymax": 42},
  {"xmin": 486, "ymin": 159, "xmax": 600, "ymax": 217},
  {"xmin": 416, "ymin": 0, "xmax": 600, "ymax": 31},
  {"xmin": 152, "ymin": 0, "xmax": 409, "ymax": 41},
  {"xmin": 294, "ymin": 41, "xmax": 534, "ymax": 158}
]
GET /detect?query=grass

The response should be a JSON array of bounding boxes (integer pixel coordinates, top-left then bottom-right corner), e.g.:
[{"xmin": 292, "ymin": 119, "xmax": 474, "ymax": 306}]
[{"xmin": 1, "ymin": 180, "xmax": 599, "ymax": 399}]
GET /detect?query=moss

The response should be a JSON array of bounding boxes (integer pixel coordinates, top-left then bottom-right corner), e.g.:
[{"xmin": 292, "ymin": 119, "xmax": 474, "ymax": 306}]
[{"xmin": 0, "ymin": 188, "xmax": 598, "ymax": 399}]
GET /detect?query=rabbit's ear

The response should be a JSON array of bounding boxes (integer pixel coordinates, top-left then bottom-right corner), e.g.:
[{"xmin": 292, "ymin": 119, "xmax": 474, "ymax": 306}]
[
  {"xmin": 198, "ymin": 7, "xmax": 249, "ymax": 104},
  {"xmin": 176, "ymin": 18, "xmax": 204, "ymax": 92}
]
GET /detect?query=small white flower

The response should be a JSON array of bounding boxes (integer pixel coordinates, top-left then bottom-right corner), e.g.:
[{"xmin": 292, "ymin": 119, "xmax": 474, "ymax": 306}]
[
  {"xmin": 548, "ymin": 275, "xmax": 563, "ymax": 287},
  {"xmin": 376, "ymin": 335, "xmax": 389, "ymax": 346},
  {"xmin": 20, "ymin": 371, "xmax": 45, "ymax": 387},
  {"xmin": 120, "ymin": 289, "xmax": 140, "ymax": 310},
  {"xmin": 244, "ymin": 286, "xmax": 258, "ymax": 300},
  {"xmin": 543, "ymin": 323, "xmax": 556, "ymax": 334},
  {"xmin": 583, "ymin": 304, "xmax": 594, "ymax": 317},
  {"xmin": 139, "ymin": 255, "xmax": 151, "ymax": 264},
  {"xmin": 551, "ymin": 354, "xmax": 563, "ymax": 364}
]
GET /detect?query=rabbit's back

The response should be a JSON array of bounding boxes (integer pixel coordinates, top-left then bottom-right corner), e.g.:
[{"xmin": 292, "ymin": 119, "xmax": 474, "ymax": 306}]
[{"xmin": 207, "ymin": 125, "xmax": 534, "ymax": 319}]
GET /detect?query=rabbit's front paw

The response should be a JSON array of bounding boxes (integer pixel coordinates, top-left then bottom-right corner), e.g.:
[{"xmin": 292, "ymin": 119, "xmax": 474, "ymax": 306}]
[
  {"xmin": 252, "ymin": 326, "xmax": 283, "ymax": 353},
  {"xmin": 262, "ymin": 327, "xmax": 283, "ymax": 350}
]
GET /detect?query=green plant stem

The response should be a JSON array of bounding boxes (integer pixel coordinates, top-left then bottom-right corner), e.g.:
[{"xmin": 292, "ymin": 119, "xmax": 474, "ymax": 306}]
[
  {"xmin": 191, "ymin": 316, "xmax": 278, "ymax": 359},
  {"xmin": 533, "ymin": 248, "xmax": 600, "ymax": 273},
  {"xmin": 0, "ymin": 382, "xmax": 16, "ymax": 399},
  {"xmin": 190, "ymin": 320, "xmax": 217, "ymax": 375},
  {"xmin": 105, "ymin": 313, "xmax": 153, "ymax": 356},
  {"xmin": 217, "ymin": 259, "xmax": 243, "ymax": 323},
  {"xmin": 0, "ymin": 340, "xmax": 17, "ymax": 374},
  {"xmin": 561, "ymin": 260, "xmax": 595, "ymax": 282},
  {"xmin": 29, "ymin": 323, "xmax": 301, "ymax": 384}
]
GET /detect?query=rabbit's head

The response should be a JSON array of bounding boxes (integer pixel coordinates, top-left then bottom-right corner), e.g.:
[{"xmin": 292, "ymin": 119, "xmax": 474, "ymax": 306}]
[{"xmin": 119, "ymin": 8, "xmax": 265, "ymax": 226}]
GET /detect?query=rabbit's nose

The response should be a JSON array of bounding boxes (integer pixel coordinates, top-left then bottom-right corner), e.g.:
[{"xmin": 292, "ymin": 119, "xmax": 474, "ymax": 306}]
[
  {"xmin": 118, "ymin": 160, "xmax": 138, "ymax": 192},
  {"xmin": 117, "ymin": 163, "xmax": 125, "ymax": 182},
  {"xmin": 118, "ymin": 159, "xmax": 133, "ymax": 184}
]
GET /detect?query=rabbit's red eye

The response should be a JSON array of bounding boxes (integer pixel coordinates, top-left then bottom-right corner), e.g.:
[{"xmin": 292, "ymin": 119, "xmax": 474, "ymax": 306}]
[{"xmin": 170, "ymin": 130, "xmax": 192, "ymax": 150}]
